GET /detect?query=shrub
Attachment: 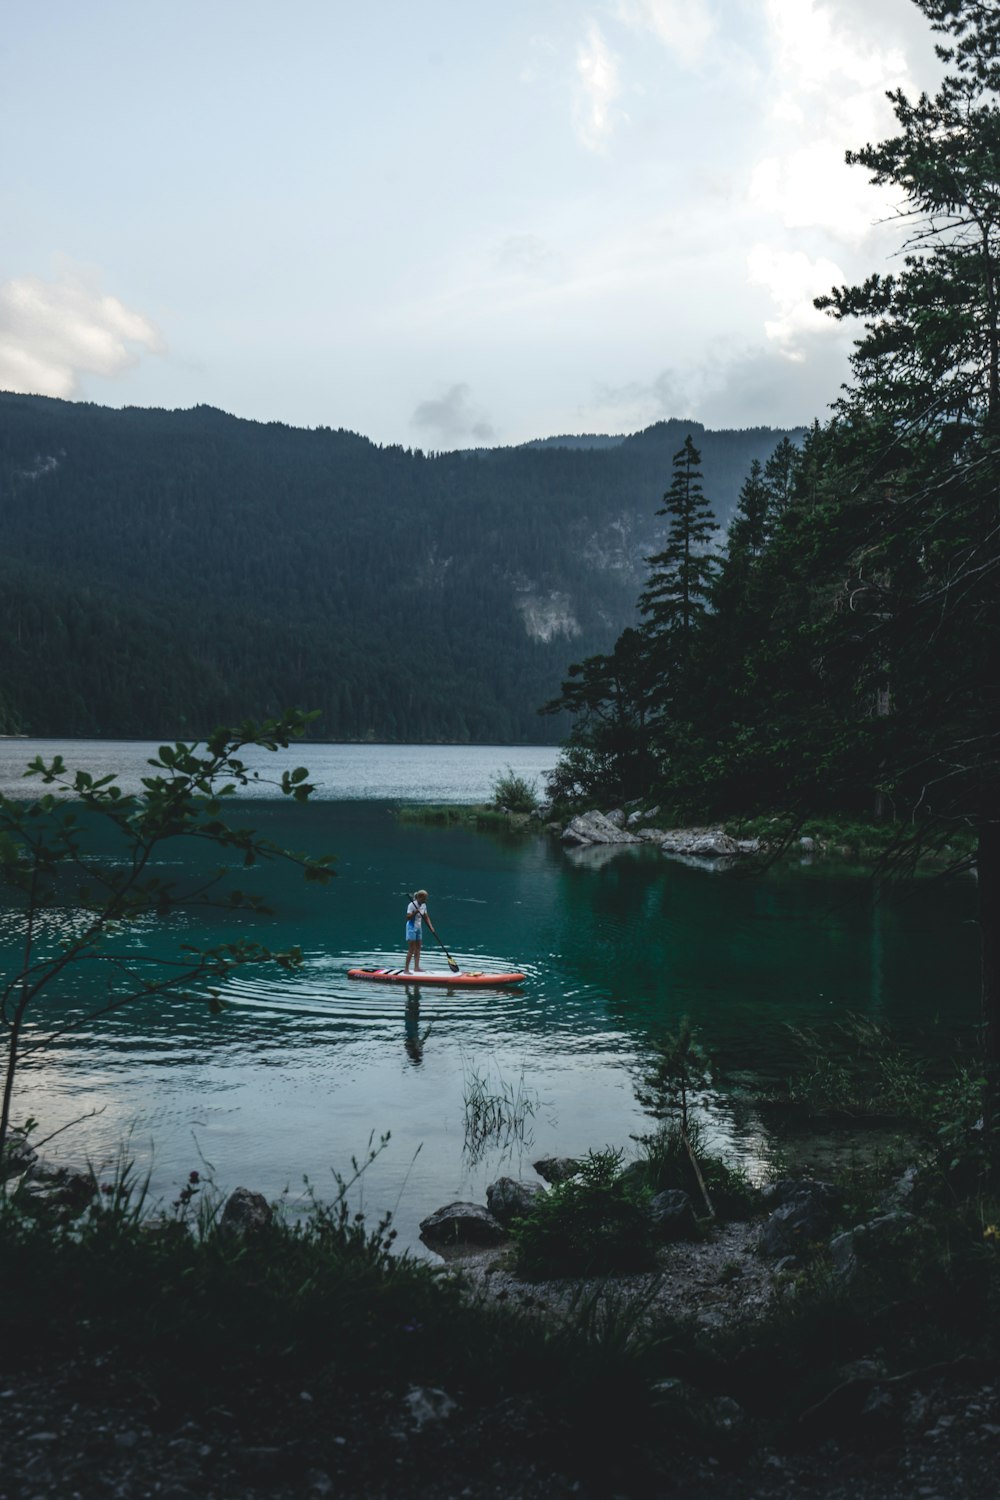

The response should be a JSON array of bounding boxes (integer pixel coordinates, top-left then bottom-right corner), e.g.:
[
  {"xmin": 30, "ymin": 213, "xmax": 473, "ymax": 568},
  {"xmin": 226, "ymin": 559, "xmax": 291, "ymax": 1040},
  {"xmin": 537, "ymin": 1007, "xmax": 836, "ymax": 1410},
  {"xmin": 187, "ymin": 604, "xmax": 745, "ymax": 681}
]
[
  {"xmin": 629, "ymin": 1122, "xmax": 756, "ymax": 1221},
  {"xmin": 490, "ymin": 765, "xmax": 540, "ymax": 814},
  {"xmin": 511, "ymin": 1148, "xmax": 658, "ymax": 1279},
  {"xmin": 785, "ymin": 1014, "xmax": 931, "ymax": 1119}
]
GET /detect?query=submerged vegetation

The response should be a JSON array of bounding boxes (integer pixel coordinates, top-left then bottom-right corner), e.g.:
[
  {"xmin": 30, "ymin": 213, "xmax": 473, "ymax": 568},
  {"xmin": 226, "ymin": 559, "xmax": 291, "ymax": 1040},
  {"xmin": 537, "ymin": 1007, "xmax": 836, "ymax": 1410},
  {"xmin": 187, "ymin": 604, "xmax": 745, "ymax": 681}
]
[{"xmin": 462, "ymin": 1057, "xmax": 541, "ymax": 1162}]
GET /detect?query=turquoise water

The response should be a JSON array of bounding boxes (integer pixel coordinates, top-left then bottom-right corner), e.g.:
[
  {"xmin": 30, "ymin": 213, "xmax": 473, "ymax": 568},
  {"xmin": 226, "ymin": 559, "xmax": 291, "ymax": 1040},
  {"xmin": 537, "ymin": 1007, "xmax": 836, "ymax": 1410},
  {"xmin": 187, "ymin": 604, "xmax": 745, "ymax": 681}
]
[{"xmin": 0, "ymin": 741, "xmax": 980, "ymax": 1252}]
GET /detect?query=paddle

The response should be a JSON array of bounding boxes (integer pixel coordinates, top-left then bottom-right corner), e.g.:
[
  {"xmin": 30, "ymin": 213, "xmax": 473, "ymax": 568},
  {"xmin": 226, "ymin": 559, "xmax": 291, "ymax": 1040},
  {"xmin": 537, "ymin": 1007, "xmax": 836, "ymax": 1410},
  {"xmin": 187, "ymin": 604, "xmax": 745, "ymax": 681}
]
[{"xmin": 412, "ymin": 894, "xmax": 460, "ymax": 972}]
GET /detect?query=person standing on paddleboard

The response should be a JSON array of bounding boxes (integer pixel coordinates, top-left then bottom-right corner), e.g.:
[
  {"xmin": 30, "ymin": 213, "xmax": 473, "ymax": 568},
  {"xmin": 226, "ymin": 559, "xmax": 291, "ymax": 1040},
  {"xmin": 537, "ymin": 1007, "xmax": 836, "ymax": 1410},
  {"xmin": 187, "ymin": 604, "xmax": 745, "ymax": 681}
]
[{"xmin": 404, "ymin": 889, "xmax": 437, "ymax": 973}]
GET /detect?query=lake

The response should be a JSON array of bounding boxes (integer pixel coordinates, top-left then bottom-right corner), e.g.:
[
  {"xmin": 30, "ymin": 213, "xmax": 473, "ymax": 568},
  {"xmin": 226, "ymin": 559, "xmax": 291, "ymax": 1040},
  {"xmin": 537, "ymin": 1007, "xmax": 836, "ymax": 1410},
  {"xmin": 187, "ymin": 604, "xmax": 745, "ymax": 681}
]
[{"xmin": 0, "ymin": 739, "xmax": 981, "ymax": 1253}]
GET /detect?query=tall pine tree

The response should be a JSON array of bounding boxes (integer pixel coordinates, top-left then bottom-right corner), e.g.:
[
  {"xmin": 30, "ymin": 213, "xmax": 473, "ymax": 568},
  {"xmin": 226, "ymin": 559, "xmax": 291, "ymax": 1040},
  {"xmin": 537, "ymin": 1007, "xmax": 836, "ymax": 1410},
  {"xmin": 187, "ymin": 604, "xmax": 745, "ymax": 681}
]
[{"xmin": 638, "ymin": 436, "xmax": 719, "ymax": 656}]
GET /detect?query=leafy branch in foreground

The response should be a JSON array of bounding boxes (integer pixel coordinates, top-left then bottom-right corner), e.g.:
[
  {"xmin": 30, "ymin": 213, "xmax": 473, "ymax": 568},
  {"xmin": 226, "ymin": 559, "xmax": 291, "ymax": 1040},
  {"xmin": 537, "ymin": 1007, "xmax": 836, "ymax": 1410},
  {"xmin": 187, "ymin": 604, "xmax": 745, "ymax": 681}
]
[{"xmin": 0, "ymin": 709, "xmax": 335, "ymax": 1165}]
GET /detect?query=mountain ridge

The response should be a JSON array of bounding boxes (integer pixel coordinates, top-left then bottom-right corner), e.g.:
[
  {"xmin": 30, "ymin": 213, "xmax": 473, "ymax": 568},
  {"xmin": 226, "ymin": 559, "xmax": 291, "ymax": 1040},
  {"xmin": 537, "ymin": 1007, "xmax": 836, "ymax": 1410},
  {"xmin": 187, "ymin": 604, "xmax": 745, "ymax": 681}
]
[{"xmin": 0, "ymin": 391, "xmax": 805, "ymax": 742}]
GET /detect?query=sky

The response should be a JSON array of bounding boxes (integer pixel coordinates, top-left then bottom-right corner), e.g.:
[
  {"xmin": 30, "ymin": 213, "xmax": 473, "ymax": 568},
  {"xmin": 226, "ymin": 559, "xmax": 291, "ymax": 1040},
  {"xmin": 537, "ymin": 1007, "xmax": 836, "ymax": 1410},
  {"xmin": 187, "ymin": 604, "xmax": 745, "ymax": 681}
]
[{"xmin": 0, "ymin": 0, "xmax": 945, "ymax": 449}]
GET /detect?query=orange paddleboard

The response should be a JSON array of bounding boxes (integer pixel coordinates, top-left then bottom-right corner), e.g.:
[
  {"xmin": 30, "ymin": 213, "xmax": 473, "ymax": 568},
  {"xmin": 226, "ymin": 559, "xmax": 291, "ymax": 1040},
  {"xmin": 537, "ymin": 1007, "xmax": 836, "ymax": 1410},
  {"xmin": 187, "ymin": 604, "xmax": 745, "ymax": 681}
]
[{"xmin": 347, "ymin": 967, "xmax": 525, "ymax": 988}]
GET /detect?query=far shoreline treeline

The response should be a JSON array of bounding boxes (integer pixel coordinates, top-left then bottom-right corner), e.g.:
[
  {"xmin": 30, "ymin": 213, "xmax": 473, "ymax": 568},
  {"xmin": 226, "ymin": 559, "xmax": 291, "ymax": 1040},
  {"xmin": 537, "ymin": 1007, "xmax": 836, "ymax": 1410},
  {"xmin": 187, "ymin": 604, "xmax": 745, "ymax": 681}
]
[{"xmin": 0, "ymin": 398, "xmax": 800, "ymax": 746}]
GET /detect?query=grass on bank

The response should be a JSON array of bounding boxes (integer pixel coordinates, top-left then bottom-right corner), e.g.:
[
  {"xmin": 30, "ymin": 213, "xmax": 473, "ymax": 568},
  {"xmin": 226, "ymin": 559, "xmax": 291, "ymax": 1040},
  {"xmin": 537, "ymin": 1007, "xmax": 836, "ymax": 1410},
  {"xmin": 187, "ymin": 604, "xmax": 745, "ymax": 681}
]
[
  {"xmin": 396, "ymin": 764, "xmax": 544, "ymax": 830},
  {"xmin": 395, "ymin": 803, "xmax": 515, "ymax": 830}
]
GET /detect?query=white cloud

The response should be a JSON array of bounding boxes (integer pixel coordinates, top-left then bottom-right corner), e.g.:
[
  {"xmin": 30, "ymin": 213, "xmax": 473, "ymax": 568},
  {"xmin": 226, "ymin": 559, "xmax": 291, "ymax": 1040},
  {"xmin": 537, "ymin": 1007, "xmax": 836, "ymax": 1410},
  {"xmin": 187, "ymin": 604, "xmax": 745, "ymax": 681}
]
[
  {"xmin": 752, "ymin": 0, "xmax": 913, "ymax": 242},
  {"xmin": 586, "ymin": 368, "xmax": 695, "ymax": 433},
  {"xmin": 411, "ymin": 383, "xmax": 496, "ymax": 445},
  {"xmin": 0, "ymin": 268, "xmax": 164, "ymax": 398},
  {"xmin": 746, "ymin": 244, "xmax": 846, "ymax": 357},
  {"xmin": 613, "ymin": 0, "xmax": 714, "ymax": 67},
  {"xmin": 574, "ymin": 22, "xmax": 622, "ymax": 152}
]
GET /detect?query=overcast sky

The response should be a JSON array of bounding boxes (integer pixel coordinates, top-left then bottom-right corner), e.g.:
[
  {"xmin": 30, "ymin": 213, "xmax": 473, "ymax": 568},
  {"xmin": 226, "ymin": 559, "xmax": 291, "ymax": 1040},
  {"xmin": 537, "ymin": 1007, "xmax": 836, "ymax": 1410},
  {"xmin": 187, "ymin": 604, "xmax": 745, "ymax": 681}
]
[{"xmin": 0, "ymin": 0, "xmax": 944, "ymax": 448}]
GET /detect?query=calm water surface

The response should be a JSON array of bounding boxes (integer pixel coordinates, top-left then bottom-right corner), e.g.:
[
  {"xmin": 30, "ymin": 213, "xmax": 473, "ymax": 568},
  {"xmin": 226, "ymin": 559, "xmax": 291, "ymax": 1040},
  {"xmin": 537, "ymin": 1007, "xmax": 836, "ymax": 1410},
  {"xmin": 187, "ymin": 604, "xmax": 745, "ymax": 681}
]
[{"xmin": 0, "ymin": 740, "xmax": 980, "ymax": 1252}]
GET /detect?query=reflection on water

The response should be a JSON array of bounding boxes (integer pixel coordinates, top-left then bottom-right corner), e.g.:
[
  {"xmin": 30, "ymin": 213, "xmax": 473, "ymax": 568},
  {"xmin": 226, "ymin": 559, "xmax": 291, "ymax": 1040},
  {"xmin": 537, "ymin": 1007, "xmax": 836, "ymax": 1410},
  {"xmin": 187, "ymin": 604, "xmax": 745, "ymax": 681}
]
[{"xmin": 1, "ymin": 764, "xmax": 981, "ymax": 1253}]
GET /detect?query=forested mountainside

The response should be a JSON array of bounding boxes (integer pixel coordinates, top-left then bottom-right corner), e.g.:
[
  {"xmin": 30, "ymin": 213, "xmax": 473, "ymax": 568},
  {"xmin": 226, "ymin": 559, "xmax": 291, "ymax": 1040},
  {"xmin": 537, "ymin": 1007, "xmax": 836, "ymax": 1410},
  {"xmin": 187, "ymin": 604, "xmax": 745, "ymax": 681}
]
[{"xmin": 0, "ymin": 393, "xmax": 801, "ymax": 741}]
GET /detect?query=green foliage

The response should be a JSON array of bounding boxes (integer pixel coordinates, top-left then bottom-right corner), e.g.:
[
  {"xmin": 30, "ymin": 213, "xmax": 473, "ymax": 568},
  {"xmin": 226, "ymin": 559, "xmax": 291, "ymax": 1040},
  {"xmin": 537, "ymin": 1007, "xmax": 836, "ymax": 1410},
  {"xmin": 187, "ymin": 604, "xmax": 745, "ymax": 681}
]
[
  {"xmin": 783, "ymin": 1015, "xmax": 929, "ymax": 1119},
  {"xmin": 546, "ymin": 3, "xmax": 1000, "ymax": 847},
  {"xmin": 639, "ymin": 435, "xmax": 719, "ymax": 654},
  {"xmin": 635, "ymin": 1017, "xmax": 712, "ymax": 1134},
  {"xmin": 0, "ymin": 714, "xmax": 335, "ymax": 1165},
  {"xmin": 511, "ymin": 1148, "xmax": 658, "ymax": 1278},
  {"xmin": 490, "ymin": 765, "xmax": 540, "ymax": 813},
  {"xmin": 630, "ymin": 1122, "xmax": 756, "ymax": 1222},
  {"xmin": 542, "ymin": 628, "xmax": 659, "ymax": 803},
  {"xmin": 542, "ymin": 0, "xmax": 1000, "ymax": 1133}
]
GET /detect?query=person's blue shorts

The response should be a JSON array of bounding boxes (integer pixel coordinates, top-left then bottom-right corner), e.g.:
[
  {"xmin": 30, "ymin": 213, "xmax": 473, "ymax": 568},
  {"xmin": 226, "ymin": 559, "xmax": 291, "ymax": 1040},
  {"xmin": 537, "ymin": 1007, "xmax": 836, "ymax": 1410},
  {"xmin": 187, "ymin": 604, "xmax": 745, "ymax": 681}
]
[{"xmin": 406, "ymin": 922, "xmax": 421, "ymax": 943}]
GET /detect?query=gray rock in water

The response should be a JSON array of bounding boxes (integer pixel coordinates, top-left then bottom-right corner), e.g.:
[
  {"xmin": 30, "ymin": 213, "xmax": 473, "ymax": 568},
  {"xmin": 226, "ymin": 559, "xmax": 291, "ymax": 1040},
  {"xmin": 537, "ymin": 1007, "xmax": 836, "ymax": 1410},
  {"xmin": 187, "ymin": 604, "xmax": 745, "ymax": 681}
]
[
  {"xmin": 561, "ymin": 811, "xmax": 642, "ymax": 846},
  {"xmin": 221, "ymin": 1187, "xmax": 273, "ymax": 1238},
  {"xmin": 419, "ymin": 1201, "xmax": 507, "ymax": 1246},
  {"xmin": 604, "ymin": 808, "xmax": 627, "ymax": 828},
  {"xmin": 532, "ymin": 1156, "xmax": 582, "ymax": 1184},
  {"xmin": 647, "ymin": 1188, "xmax": 698, "ymax": 1241},
  {"xmin": 486, "ymin": 1177, "xmax": 547, "ymax": 1225},
  {"xmin": 758, "ymin": 1180, "xmax": 839, "ymax": 1259}
]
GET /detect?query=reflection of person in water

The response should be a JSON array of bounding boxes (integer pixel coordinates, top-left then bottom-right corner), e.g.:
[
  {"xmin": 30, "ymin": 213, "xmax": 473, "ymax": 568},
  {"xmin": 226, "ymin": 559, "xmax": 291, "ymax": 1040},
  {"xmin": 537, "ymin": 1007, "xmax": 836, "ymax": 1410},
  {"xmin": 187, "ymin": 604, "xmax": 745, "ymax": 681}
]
[{"xmin": 404, "ymin": 990, "xmax": 425, "ymax": 1064}]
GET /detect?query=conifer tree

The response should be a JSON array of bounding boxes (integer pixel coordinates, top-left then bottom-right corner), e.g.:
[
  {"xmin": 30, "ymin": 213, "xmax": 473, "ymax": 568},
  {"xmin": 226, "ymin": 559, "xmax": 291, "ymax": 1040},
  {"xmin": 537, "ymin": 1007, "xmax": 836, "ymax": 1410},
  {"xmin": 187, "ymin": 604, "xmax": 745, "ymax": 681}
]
[
  {"xmin": 638, "ymin": 436, "xmax": 719, "ymax": 651},
  {"xmin": 719, "ymin": 459, "xmax": 769, "ymax": 588}
]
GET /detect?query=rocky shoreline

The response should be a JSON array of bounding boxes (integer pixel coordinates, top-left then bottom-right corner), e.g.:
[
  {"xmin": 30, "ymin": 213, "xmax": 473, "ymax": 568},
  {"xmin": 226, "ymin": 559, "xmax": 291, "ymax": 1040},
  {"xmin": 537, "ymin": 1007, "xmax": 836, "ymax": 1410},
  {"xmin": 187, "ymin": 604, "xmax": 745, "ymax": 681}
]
[
  {"xmin": 3, "ymin": 1147, "xmax": 999, "ymax": 1499},
  {"xmin": 556, "ymin": 807, "xmax": 763, "ymax": 862}
]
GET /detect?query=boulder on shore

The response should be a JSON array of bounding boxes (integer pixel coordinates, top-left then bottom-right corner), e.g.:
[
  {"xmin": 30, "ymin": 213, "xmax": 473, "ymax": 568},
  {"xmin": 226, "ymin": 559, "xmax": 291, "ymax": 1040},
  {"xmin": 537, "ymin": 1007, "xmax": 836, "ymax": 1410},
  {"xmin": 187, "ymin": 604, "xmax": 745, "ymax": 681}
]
[
  {"xmin": 221, "ymin": 1187, "xmax": 273, "ymax": 1238},
  {"xmin": 419, "ymin": 1202, "xmax": 507, "ymax": 1247},
  {"xmin": 486, "ymin": 1177, "xmax": 547, "ymax": 1225},
  {"xmin": 659, "ymin": 828, "xmax": 761, "ymax": 859},
  {"xmin": 532, "ymin": 1156, "xmax": 583, "ymax": 1185},
  {"xmin": 647, "ymin": 1189, "xmax": 699, "ymax": 1241},
  {"xmin": 758, "ymin": 1180, "xmax": 839, "ymax": 1260}
]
